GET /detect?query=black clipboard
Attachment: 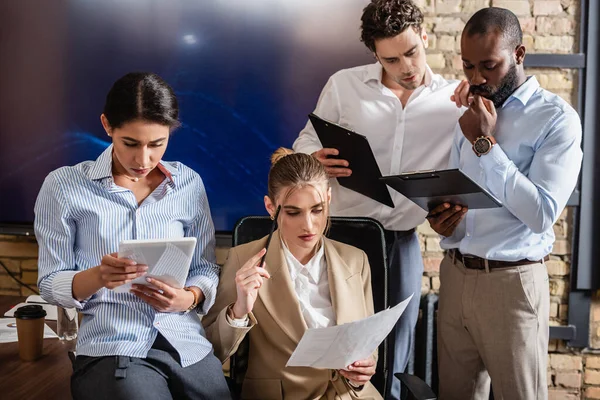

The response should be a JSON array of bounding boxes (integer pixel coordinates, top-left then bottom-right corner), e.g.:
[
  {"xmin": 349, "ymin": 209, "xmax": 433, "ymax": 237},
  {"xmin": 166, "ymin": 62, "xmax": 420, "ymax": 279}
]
[
  {"xmin": 309, "ymin": 113, "xmax": 394, "ymax": 208},
  {"xmin": 380, "ymin": 169, "xmax": 502, "ymax": 212}
]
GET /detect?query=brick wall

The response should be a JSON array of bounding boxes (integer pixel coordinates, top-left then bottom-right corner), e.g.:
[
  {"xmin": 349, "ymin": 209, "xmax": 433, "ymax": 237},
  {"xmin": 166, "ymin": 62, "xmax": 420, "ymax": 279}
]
[{"xmin": 0, "ymin": 0, "xmax": 593, "ymax": 398}]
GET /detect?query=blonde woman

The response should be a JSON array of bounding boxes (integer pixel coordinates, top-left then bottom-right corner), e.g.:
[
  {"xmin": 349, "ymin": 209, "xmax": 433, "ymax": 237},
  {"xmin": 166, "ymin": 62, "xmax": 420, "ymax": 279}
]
[{"xmin": 204, "ymin": 148, "xmax": 382, "ymax": 400}]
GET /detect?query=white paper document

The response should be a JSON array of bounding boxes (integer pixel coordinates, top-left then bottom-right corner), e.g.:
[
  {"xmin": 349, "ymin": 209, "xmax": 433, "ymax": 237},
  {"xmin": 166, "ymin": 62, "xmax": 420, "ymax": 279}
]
[
  {"xmin": 286, "ymin": 293, "xmax": 414, "ymax": 369},
  {"xmin": 0, "ymin": 318, "xmax": 58, "ymax": 343},
  {"xmin": 114, "ymin": 238, "xmax": 196, "ymax": 294}
]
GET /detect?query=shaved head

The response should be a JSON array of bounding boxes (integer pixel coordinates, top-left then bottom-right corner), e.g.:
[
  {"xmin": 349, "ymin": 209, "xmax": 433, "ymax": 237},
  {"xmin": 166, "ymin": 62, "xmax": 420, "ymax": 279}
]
[{"xmin": 464, "ymin": 7, "xmax": 523, "ymax": 50}]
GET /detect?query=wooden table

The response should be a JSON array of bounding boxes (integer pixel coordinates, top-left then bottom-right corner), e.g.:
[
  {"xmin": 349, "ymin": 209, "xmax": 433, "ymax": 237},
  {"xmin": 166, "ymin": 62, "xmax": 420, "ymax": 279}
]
[{"xmin": 0, "ymin": 296, "xmax": 72, "ymax": 400}]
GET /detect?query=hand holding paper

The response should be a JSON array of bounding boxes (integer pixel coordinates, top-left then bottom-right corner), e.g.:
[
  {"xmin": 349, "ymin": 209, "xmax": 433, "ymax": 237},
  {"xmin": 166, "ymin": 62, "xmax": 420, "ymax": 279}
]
[{"xmin": 286, "ymin": 293, "xmax": 414, "ymax": 369}]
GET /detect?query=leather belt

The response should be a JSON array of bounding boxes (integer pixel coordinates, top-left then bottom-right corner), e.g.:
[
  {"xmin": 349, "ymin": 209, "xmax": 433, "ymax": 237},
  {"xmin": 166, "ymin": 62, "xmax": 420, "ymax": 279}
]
[{"xmin": 451, "ymin": 249, "xmax": 549, "ymax": 270}]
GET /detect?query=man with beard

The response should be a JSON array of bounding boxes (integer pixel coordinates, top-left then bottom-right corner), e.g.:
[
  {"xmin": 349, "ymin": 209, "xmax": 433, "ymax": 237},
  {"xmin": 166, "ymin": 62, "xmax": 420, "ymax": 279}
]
[
  {"xmin": 427, "ymin": 7, "xmax": 582, "ymax": 400},
  {"xmin": 293, "ymin": 1, "xmax": 462, "ymax": 398}
]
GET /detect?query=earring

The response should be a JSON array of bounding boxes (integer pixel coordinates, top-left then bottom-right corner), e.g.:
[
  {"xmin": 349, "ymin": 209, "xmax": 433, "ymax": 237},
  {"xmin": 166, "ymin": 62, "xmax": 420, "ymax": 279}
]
[{"xmin": 270, "ymin": 214, "xmax": 275, "ymax": 220}]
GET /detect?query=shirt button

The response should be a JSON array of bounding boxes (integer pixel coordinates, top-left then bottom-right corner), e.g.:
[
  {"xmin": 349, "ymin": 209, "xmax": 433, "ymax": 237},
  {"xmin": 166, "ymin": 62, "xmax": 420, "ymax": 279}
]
[{"xmin": 466, "ymin": 232, "xmax": 471, "ymax": 237}]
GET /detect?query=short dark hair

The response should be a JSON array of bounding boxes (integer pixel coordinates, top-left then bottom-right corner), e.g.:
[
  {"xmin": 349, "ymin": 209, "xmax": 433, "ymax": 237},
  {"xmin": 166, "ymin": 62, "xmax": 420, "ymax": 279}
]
[
  {"xmin": 360, "ymin": 0, "xmax": 424, "ymax": 52},
  {"xmin": 464, "ymin": 7, "xmax": 523, "ymax": 50},
  {"xmin": 103, "ymin": 72, "xmax": 180, "ymax": 130}
]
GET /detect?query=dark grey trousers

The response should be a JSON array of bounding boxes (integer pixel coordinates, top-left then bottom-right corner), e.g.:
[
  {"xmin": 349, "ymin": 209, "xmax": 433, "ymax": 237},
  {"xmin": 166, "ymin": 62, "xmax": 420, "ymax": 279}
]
[{"xmin": 71, "ymin": 334, "xmax": 232, "ymax": 400}]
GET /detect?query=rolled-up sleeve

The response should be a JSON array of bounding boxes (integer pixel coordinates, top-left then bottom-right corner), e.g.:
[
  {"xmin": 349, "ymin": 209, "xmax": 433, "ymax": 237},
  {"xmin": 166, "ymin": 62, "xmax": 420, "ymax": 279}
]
[
  {"xmin": 34, "ymin": 173, "xmax": 84, "ymax": 309},
  {"xmin": 185, "ymin": 177, "xmax": 220, "ymax": 315}
]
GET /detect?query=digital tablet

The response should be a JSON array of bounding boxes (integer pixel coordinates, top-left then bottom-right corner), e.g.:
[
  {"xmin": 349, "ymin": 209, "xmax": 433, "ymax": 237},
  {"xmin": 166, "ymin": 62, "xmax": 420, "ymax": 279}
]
[
  {"xmin": 380, "ymin": 169, "xmax": 502, "ymax": 212},
  {"xmin": 309, "ymin": 113, "xmax": 394, "ymax": 208},
  {"xmin": 113, "ymin": 237, "xmax": 197, "ymax": 293}
]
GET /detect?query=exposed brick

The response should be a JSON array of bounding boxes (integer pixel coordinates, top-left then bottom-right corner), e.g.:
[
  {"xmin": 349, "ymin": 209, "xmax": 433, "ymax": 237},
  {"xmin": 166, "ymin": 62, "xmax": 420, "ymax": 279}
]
[
  {"xmin": 553, "ymin": 221, "xmax": 567, "ymax": 238},
  {"xmin": 438, "ymin": 35, "xmax": 457, "ymax": 51},
  {"xmin": 421, "ymin": 276, "xmax": 431, "ymax": 295},
  {"xmin": 20, "ymin": 259, "xmax": 38, "ymax": 271},
  {"xmin": 587, "ymin": 387, "xmax": 600, "ymax": 399},
  {"xmin": 435, "ymin": 0, "xmax": 461, "ymax": 14},
  {"xmin": 426, "ymin": 53, "xmax": 446, "ymax": 69},
  {"xmin": 519, "ymin": 17, "xmax": 536, "ymax": 34},
  {"xmin": 423, "ymin": 256, "xmax": 443, "ymax": 273},
  {"xmin": 536, "ymin": 17, "xmax": 575, "ymax": 35},
  {"xmin": 452, "ymin": 54, "xmax": 463, "ymax": 71},
  {"xmin": 0, "ymin": 241, "xmax": 39, "ymax": 258},
  {"xmin": 559, "ymin": 304, "xmax": 568, "ymax": 320},
  {"xmin": 550, "ymin": 301, "xmax": 559, "ymax": 317},
  {"xmin": 0, "ymin": 258, "xmax": 20, "ymax": 273},
  {"xmin": 427, "ymin": 33, "xmax": 437, "ymax": 50},
  {"xmin": 549, "ymin": 279, "xmax": 567, "ymax": 298},
  {"xmin": 554, "ymin": 371, "xmax": 581, "ymax": 388},
  {"xmin": 537, "ymin": 73, "xmax": 575, "ymax": 90},
  {"xmin": 585, "ymin": 369, "xmax": 600, "ymax": 385},
  {"xmin": 548, "ymin": 390, "xmax": 579, "ymax": 400},
  {"xmin": 461, "ymin": 0, "xmax": 490, "ymax": 14},
  {"xmin": 534, "ymin": 36, "xmax": 575, "ymax": 52},
  {"xmin": 523, "ymin": 35, "xmax": 535, "ymax": 50},
  {"xmin": 0, "ymin": 274, "xmax": 20, "ymax": 290},
  {"xmin": 552, "ymin": 239, "xmax": 570, "ymax": 256},
  {"xmin": 416, "ymin": 221, "xmax": 438, "ymax": 237},
  {"xmin": 533, "ymin": 1, "xmax": 565, "ymax": 16},
  {"xmin": 426, "ymin": 237, "xmax": 442, "ymax": 253},
  {"xmin": 587, "ymin": 356, "xmax": 600, "ymax": 369},
  {"xmin": 21, "ymin": 271, "xmax": 38, "ymax": 285},
  {"xmin": 432, "ymin": 17, "xmax": 464, "ymax": 33},
  {"xmin": 432, "ymin": 276, "xmax": 441, "ymax": 291},
  {"xmin": 548, "ymin": 339, "xmax": 558, "ymax": 351},
  {"xmin": 549, "ymin": 354, "xmax": 583, "ymax": 371},
  {"xmin": 413, "ymin": 0, "xmax": 435, "ymax": 14},
  {"xmin": 492, "ymin": 0, "xmax": 531, "ymax": 16},
  {"xmin": 546, "ymin": 259, "xmax": 569, "ymax": 276}
]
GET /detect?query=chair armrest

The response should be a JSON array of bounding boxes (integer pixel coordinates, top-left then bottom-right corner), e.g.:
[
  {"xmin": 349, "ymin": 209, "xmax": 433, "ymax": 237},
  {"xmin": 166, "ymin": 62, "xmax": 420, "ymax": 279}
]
[{"xmin": 394, "ymin": 373, "xmax": 437, "ymax": 400}]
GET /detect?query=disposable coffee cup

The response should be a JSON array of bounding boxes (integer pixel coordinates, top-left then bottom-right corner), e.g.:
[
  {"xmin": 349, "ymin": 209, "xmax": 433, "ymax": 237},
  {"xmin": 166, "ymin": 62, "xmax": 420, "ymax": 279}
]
[{"xmin": 14, "ymin": 304, "xmax": 47, "ymax": 361}]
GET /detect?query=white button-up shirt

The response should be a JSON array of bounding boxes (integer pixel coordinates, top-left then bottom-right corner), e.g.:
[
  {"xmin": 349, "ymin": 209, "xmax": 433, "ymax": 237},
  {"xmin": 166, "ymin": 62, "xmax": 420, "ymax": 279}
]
[
  {"xmin": 281, "ymin": 239, "xmax": 335, "ymax": 329},
  {"xmin": 293, "ymin": 62, "xmax": 462, "ymax": 231}
]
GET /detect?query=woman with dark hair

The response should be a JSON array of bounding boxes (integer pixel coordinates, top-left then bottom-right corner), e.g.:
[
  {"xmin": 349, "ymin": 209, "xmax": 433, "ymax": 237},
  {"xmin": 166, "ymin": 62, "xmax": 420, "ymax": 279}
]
[
  {"xmin": 35, "ymin": 72, "xmax": 231, "ymax": 399},
  {"xmin": 203, "ymin": 148, "xmax": 382, "ymax": 400}
]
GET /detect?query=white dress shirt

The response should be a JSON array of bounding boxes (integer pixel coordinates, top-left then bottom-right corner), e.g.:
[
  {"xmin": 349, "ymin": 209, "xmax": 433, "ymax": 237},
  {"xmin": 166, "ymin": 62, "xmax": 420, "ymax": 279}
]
[
  {"xmin": 440, "ymin": 76, "xmax": 583, "ymax": 261},
  {"xmin": 281, "ymin": 239, "xmax": 335, "ymax": 329},
  {"xmin": 293, "ymin": 62, "xmax": 462, "ymax": 231}
]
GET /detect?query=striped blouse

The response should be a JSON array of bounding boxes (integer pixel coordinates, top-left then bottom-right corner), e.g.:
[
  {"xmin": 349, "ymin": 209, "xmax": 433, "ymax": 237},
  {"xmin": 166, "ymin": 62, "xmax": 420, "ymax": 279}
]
[{"xmin": 34, "ymin": 145, "xmax": 220, "ymax": 367}]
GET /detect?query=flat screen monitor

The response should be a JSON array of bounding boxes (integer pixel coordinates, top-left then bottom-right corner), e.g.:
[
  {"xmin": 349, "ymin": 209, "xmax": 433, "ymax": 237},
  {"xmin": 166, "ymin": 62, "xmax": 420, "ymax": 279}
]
[{"xmin": 0, "ymin": 0, "xmax": 372, "ymax": 231}]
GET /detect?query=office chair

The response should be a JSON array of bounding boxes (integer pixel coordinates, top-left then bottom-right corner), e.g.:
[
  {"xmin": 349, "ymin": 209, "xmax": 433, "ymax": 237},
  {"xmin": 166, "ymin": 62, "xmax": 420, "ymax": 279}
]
[{"xmin": 228, "ymin": 215, "xmax": 437, "ymax": 399}]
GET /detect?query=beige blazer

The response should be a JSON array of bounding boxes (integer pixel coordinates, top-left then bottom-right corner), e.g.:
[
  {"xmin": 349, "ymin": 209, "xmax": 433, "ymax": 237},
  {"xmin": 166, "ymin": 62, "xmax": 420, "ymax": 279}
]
[{"xmin": 203, "ymin": 231, "xmax": 382, "ymax": 400}]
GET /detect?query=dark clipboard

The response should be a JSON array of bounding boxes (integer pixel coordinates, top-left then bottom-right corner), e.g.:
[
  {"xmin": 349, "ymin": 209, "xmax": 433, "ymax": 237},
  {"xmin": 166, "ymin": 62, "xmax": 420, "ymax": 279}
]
[
  {"xmin": 309, "ymin": 113, "xmax": 394, "ymax": 208},
  {"xmin": 379, "ymin": 169, "xmax": 502, "ymax": 212}
]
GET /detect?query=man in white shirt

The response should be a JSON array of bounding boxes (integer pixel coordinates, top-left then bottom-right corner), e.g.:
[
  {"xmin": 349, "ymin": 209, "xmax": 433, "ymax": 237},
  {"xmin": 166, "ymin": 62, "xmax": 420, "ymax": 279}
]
[{"xmin": 293, "ymin": 1, "xmax": 462, "ymax": 398}]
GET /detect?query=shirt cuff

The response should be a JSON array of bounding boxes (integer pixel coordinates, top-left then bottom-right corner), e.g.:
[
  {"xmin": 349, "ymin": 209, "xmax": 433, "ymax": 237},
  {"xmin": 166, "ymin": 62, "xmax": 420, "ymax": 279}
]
[
  {"xmin": 186, "ymin": 275, "xmax": 217, "ymax": 315},
  {"xmin": 479, "ymin": 143, "xmax": 511, "ymax": 171},
  {"xmin": 51, "ymin": 271, "xmax": 85, "ymax": 309},
  {"xmin": 294, "ymin": 144, "xmax": 322, "ymax": 156},
  {"xmin": 226, "ymin": 308, "xmax": 250, "ymax": 328}
]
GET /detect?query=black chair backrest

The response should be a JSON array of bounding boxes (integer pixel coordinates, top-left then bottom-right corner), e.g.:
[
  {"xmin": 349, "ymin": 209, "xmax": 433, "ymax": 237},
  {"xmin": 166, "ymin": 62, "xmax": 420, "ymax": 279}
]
[{"xmin": 231, "ymin": 215, "xmax": 389, "ymax": 395}]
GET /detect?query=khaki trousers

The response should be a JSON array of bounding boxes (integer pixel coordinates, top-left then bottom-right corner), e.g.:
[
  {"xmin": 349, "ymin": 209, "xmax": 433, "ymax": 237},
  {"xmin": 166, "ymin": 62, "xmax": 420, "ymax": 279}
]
[{"xmin": 437, "ymin": 252, "xmax": 549, "ymax": 400}]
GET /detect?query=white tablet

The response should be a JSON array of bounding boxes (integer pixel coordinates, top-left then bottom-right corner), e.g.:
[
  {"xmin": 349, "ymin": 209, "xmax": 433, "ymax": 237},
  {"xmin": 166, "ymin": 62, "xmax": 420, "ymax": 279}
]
[{"xmin": 113, "ymin": 237, "xmax": 197, "ymax": 293}]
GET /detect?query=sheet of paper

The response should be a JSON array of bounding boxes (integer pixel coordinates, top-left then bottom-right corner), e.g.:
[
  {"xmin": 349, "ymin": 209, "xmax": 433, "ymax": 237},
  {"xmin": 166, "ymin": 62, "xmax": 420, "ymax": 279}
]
[
  {"xmin": 286, "ymin": 293, "xmax": 414, "ymax": 369},
  {"xmin": 114, "ymin": 242, "xmax": 190, "ymax": 293},
  {"xmin": 0, "ymin": 318, "xmax": 58, "ymax": 343},
  {"xmin": 4, "ymin": 303, "xmax": 58, "ymax": 321}
]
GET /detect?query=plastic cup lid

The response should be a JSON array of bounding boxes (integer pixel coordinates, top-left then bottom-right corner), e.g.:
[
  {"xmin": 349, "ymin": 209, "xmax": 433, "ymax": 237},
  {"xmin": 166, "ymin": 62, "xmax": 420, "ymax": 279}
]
[{"xmin": 14, "ymin": 304, "xmax": 47, "ymax": 319}]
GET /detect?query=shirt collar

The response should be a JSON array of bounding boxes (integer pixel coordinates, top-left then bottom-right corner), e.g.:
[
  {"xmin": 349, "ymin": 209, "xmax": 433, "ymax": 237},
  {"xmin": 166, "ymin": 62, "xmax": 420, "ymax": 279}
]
[
  {"xmin": 87, "ymin": 144, "xmax": 179, "ymax": 184},
  {"xmin": 502, "ymin": 76, "xmax": 539, "ymax": 108},
  {"xmin": 281, "ymin": 238, "xmax": 326, "ymax": 283},
  {"xmin": 363, "ymin": 62, "xmax": 434, "ymax": 88}
]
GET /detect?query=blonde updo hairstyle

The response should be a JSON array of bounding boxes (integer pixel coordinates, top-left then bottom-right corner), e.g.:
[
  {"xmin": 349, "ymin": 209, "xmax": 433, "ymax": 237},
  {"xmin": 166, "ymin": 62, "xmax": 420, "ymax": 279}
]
[{"xmin": 267, "ymin": 147, "xmax": 331, "ymax": 229}]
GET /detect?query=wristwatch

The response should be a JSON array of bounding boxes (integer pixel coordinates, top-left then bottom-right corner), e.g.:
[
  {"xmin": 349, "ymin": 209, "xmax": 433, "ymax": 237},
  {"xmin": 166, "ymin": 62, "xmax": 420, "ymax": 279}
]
[
  {"xmin": 183, "ymin": 287, "xmax": 199, "ymax": 313},
  {"xmin": 472, "ymin": 135, "xmax": 497, "ymax": 157}
]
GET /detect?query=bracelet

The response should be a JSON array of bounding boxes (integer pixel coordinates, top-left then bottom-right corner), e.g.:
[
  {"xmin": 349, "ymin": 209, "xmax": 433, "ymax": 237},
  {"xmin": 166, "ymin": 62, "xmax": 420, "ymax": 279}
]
[{"xmin": 183, "ymin": 287, "xmax": 199, "ymax": 313}]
